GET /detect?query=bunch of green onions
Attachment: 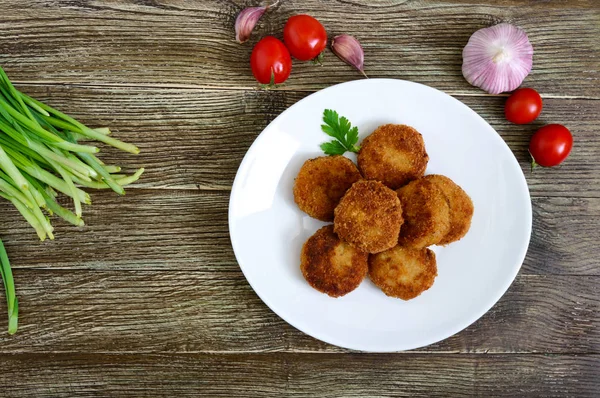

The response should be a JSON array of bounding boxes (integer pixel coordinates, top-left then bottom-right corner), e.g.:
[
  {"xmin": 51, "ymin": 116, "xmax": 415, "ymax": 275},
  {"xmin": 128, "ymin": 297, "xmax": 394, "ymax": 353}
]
[{"xmin": 0, "ymin": 66, "xmax": 143, "ymax": 333}]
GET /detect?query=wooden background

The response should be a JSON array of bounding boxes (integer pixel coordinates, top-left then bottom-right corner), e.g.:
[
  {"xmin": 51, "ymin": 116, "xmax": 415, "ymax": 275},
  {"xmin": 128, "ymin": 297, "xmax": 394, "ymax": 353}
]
[{"xmin": 0, "ymin": 0, "xmax": 599, "ymax": 396}]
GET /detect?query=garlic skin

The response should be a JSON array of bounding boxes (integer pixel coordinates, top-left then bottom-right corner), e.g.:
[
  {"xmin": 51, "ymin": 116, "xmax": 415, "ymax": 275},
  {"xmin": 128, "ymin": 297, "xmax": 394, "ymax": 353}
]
[
  {"xmin": 462, "ymin": 23, "xmax": 533, "ymax": 94},
  {"xmin": 331, "ymin": 35, "xmax": 367, "ymax": 78}
]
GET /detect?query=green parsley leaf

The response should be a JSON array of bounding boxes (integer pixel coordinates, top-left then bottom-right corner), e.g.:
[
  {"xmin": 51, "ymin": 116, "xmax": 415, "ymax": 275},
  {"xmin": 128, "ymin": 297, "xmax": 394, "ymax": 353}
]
[
  {"xmin": 319, "ymin": 109, "xmax": 360, "ymax": 156},
  {"xmin": 320, "ymin": 140, "xmax": 347, "ymax": 155}
]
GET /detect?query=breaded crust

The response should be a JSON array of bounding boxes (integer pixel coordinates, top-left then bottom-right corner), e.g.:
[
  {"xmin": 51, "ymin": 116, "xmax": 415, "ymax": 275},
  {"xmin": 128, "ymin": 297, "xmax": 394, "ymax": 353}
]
[
  {"xmin": 357, "ymin": 124, "xmax": 429, "ymax": 189},
  {"xmin": 396, "ymin": 178, "xmax": 450, "ymax": 248},
  {"xmin": 301, "ymin": 225, "xmax": 369, "ymax": 297},
  {"xmin": 334, "ymin": 180, "xmax": 403, "ymax": 254},
  {"xmin": 424, "ymin": 175, "xmax": 474, "ymax": 245},
  {"xmin": 369, "ymin": 245, "xmax": 437, "ymax": 300},
  {"xmin": 294, "ymin": 156, "xmax": 362, "ymax": 221}
]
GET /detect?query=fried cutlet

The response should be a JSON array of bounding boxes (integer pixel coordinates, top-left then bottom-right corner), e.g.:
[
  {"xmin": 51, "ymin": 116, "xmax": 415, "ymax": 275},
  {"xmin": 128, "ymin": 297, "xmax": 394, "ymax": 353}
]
[
  {"xmin": 357, "ymin": 124, "xmax": 429, "ymax": 189},
  {"xmin": 369, "ymin": 245, "xmax": 437, "ymax": 300},
  {"xmin": 424, "ymin": 175, "xmax": 474, "ymax": 245},
  {"xmin": 396, "ymin": 178, "xmax": 450, "ymax": 248},
  {"xmin": 301, "ymin": 225, "xmax": 369, "ymax": 297},
  {"xmin": 294, "ymin": 156, "xmax": 362, "ymax": 221},
  {"xmin": 334, "ymin": 180, "xmax": 403, "ymax": 254}
]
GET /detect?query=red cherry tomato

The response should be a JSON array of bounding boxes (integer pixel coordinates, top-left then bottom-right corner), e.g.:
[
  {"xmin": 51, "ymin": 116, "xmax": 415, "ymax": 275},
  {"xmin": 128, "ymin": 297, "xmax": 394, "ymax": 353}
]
[
  {"xmin": 529, "ymin": 124, "xmax": 573, "ymax": 167},
  {"xmin": 505, "ymin": 88, "xmax": 543, "ymax": 124},
  {"xmin": 250, "ymin": 36, "xmax": 292, "ymax": 85},
  {"xmin": 283, "ymin": 15, "xmax": 327, "ymax": 61}
]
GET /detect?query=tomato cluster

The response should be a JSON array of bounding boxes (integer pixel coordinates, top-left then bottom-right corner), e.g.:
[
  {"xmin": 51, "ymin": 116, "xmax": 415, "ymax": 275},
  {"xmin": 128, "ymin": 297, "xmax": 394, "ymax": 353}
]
[
  {"xmin": 504, "ymin": 88, "xmax": 573, "ymax": 168},
  {"xmin": 250, "ymin": 15, "xmax": 327, "ymax": 85}
]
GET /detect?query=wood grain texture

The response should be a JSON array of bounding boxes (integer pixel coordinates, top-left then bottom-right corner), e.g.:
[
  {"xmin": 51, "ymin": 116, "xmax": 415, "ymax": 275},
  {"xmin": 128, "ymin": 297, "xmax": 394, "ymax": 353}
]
[
  {"xmin": 1, "ymin": 353, "xmax": 598, "ymax": 397},
  {"xmin": 0, "ymin": 1, "xmax": 598, "ymax": 97},
  {"xmin": 0, "ymin": 0, "xmax": 599, "ymax": 395},
  {"xmin": 0, "ymin": 190, "xmax": 598, "ymax": 275},
  {"xmin": 0, "ymin": 271, "xmax": 597, "ymax": 354},
  {"xmin": 10, "ymin": 85, "xmax": 600, "ymax": 195}
]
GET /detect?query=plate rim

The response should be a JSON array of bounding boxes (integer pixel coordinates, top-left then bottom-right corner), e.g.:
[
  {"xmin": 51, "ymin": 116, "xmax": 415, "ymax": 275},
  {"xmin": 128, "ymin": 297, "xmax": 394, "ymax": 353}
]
[{"xmin": 229, "ymin": 78, "xmax": 532, "ymax": 352}]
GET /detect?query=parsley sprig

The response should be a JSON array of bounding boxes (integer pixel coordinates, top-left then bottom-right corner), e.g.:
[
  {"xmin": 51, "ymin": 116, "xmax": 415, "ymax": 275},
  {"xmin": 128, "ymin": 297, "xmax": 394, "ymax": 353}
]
[{"xmin": 319, "ymin": 109, "xmax": 360, "ymax": 155}]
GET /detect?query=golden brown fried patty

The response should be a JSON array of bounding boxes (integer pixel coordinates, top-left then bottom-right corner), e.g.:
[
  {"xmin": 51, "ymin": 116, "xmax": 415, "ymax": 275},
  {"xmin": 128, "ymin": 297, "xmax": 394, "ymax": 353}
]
[
  {"xmin": 300, "ymin": 225, "xmax": 369, "ymax": 297},
  {"xmin": 294, "ymin": 156, "xmax": 362, "ymax": 221},
  {"xmin": 334, "ymin": 180, "xmax": 403, "ymax": 254},
  {"xmin": 396, "ymin": 178, "xmax": 450, "ymax": 248},
  {"xmin": 424, "ymin": 175, "xmax": 474, "ymax": 245},
  {"xmin": 369, "ymin": 245, "xmax": 437, "ymax": 300},
  {"xmin": 357, "ymin": 124, "xmax": 429, "ymax": 189}
]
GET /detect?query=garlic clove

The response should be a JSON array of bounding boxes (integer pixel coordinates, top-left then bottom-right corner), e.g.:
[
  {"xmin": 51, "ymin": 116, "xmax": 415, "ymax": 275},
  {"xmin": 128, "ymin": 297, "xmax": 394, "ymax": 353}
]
[
  {"xmin": 235, "ymin": 7, "xmax": 267, "ymax": 44},
  {"xmin": 235, "ymin": 1, "xmax": 279, "ymax": 44},
  {"xmin": 331, "ymin": 35, "xmax": 367, "ymax": 78},
  {"xmin": 462, "ymin": 23, "xmax": 533, "ymax": 94}
]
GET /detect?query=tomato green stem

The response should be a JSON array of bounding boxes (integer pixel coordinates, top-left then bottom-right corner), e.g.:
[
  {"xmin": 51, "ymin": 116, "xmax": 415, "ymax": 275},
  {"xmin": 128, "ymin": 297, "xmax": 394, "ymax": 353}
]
[
  {"xmin": 312, "ymin": 52, "xmax": 324, "ymax": 66},
  {"xmin": 530, "ymin": 154, "xmax": 539, "ymax": 173}
]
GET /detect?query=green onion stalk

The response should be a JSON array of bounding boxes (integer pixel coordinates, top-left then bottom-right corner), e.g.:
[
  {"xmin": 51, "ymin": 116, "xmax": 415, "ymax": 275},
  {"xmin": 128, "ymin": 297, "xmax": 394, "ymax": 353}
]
[
  {"xmin": 0, "ymin": 239, "xmax": 17, "ymax": 335},
  {"xmin": 0, "ymin": 66, "xmax": 144, "ymax": 334}
]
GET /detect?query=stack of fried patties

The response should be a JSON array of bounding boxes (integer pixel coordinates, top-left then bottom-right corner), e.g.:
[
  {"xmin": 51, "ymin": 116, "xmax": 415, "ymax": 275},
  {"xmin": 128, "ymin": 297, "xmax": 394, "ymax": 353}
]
[{"xmin": 294, "ymin": 124, "xmax": 474, "ymax": 300}]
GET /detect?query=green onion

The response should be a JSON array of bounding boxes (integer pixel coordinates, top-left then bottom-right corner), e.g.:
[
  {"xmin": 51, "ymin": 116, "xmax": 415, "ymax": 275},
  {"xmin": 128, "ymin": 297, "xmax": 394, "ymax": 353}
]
[
  {"xmin": 0, "ymin": 239, "xmax": 17, "ymax": 334},
  {"xmin": 0, "ymin": 65, "xmax": 144, "ymax": 334}
]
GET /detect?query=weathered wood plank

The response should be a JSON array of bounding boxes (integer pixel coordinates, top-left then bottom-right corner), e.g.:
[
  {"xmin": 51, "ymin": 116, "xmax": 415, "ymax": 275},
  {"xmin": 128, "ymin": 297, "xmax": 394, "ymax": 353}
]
[
  {"xmin": 0, "ymin": 1, "xmax": 598, "ymax": 97},
  {"xmin": 11, "ymin": 85, "xmax": 600, "ymax": 196},
  {"xmin": 0, "ymin": 353, "xmax": 598, "ymax": 397},
  {"xmin": 528, "ymin": 197, "xmax": 600, "ymax": 275},
  {"xmin": 1, "ymin": 190, "xmax": 597, "ymax": 275},
  {"xmin": 0, "ymin": 268, "xmax": 596, "ymax": 353},
  {"xmin": 0, "ymin": 1, "xmax": 596, "ymax": 394}
]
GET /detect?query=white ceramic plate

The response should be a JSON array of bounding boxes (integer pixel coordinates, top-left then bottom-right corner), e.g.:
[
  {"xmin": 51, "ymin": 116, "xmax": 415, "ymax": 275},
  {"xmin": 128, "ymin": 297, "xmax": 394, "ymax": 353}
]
[{"xmin": 229, "ymin": 79, "xmax": 532, "ymax": 352}]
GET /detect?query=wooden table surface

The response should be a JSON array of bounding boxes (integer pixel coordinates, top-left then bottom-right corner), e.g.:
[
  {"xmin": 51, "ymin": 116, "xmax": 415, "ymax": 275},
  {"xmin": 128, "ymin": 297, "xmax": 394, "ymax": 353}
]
[{"xmin": 1, "ymin": 0, "xmax": 599, "ymax": 396}]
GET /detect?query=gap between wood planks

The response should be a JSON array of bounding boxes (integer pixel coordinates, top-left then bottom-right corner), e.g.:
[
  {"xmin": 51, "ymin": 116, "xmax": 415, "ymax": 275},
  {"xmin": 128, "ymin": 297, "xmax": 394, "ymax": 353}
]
[
  {"xmin": 10, "ymin": 81, "xmax": 600, "ymax": 100},
  {"xmin": 124, "ymin": 184, "xmax": 600, "ymax": 200},
  {"xmin": 0, "ymin": 350, "xmax": 598, "ymax": 356}
]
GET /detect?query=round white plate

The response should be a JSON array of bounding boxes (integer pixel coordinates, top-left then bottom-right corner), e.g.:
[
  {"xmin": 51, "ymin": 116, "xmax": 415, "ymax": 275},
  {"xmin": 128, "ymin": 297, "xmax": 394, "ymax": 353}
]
[{"xmin": 229, "ymin": 79, "xmax": 532, "ymax": 352}]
